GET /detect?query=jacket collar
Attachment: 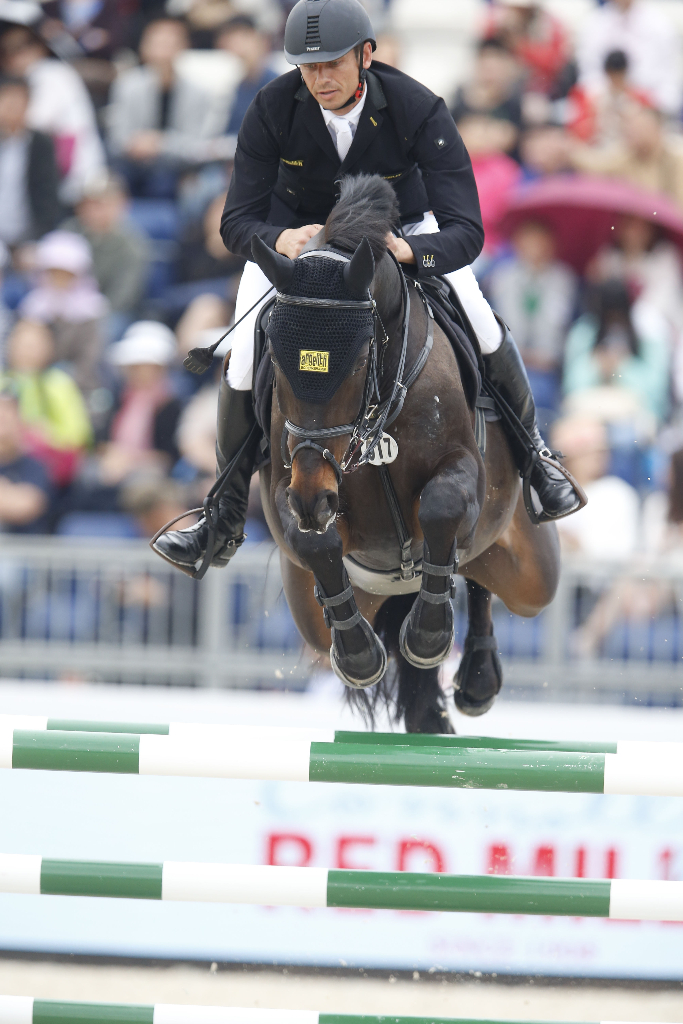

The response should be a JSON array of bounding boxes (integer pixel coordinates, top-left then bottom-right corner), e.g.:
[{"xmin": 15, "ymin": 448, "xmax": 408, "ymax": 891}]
[
  {"xmin": 294, "ymin": 69, "xmax": 387, "ymax": 169},
  {"xmin": 339, "ymin": 70, "xmax": 386, "ymax": 172}
]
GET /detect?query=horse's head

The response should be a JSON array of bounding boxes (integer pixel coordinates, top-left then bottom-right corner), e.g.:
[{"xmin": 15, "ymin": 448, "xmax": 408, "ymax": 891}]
[{"xmin": 252, "ymin": 232, "xmax": 378, "ymax": 533}]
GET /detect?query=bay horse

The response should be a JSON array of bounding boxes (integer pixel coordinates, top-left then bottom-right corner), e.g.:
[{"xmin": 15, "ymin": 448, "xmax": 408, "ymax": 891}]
[{"xmin": 252, "ymin": 175, "xmax": 559, "ymax": 733}]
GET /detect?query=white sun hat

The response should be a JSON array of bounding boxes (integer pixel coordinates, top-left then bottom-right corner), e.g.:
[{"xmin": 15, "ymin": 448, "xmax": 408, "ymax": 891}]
[
  {"xmin": 35, "ymin": 231, "xmax": 93, "ymax": 275},
  {"xmin": 109, "ymin": 321, "xmax": 178, "ymax": 367}
]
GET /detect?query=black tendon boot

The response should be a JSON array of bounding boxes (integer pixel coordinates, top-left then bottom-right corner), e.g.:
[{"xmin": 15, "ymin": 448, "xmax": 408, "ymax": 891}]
[
  {"xmin": 484, "ymin": 320, "xmax": 586, "ymax": 523},
  {"xmin": 153, "ymin": 382, "xmax": 259, "ymax": 569}
]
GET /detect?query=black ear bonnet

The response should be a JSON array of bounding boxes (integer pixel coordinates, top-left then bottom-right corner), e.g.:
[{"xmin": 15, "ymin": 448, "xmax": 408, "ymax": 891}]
[{"xmin": 265, "ymin": 255, "xmax": 375, "ymax": 403}]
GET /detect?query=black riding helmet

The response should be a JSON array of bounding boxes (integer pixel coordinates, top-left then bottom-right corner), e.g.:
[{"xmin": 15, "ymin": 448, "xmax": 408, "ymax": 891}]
[{"xmin": 284, "ymin": 0, "xmax": 376, "ymax": 66}]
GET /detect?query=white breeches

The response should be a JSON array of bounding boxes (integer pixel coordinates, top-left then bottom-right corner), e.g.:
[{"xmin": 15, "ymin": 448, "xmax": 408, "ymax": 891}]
[{"xmin": 226, "ymin": 214, "xmax": 502, "ymax": 390}]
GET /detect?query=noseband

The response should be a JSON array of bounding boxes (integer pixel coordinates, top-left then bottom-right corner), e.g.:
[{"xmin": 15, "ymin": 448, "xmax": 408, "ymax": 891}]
[{"xmin": 276, "ymin": 248, "xmax": 431, "ymax": 485}]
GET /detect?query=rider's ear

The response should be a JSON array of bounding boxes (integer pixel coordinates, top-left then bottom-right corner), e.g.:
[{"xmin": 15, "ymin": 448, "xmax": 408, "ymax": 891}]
[
  {"xmin": 343, "ymin": 236, "xmax": 374, "ymax": 299},
  {"xmin": 251, "ymin": 234, "xmax": 296, "ymax": 292}
]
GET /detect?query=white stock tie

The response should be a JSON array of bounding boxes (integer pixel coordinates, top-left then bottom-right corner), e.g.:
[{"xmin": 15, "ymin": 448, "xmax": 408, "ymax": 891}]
[{"xmin": 331, "ymin": 116, "xmax": 354, "ymax": 161}]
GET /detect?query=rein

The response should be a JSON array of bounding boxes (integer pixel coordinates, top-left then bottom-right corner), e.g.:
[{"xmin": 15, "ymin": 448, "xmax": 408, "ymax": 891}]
[{"xmin": 278, "ymin": 249, "xmax": 433, "ymax": 486}]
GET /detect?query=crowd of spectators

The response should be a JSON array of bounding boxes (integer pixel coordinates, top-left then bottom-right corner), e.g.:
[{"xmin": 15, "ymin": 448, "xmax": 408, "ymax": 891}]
[{"xmin": 0, "ymin": 0, "xmax": 682, "ymax": 596}]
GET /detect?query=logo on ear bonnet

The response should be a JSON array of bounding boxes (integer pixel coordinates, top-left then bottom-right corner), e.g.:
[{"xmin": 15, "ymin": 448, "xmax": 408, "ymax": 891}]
[{"xmin": 299, "ymin": 350, "xmax": 329, "ymax": 372}]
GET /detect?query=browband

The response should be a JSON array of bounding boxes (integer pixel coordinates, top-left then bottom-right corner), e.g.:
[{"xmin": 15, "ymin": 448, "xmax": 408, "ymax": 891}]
[
  {"xmin": 276, "ymin": 292, "xmax": 374, "ymax": 310},
  {"xmin": 297, "ymin": 249, "xmax": 350, "ymax": 263}
]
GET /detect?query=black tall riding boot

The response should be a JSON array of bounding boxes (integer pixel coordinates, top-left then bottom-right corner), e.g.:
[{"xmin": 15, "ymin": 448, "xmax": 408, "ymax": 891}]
[
  {"xmin": 484, "ymin": 321, "xmax": 584, "ymax": 523},
  {"xmin": 153, "ymin": 381, "xmax": 259, "ymax": 569}
]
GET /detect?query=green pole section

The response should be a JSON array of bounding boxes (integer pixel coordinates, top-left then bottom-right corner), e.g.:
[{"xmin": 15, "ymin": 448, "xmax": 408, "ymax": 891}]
[
  {"xmin": 333, "ymin": 732, "xmax": 617, "ymax": 754},
  {"xmin": 33, "ymin": 1002, "xmax": 154, "ymax": 1024},
  {"xmin": 326, "ymin": 872, "xmax": 611, "ymax": 916},
  {"xmin": 310, "ymin": 743, "xmax": 607, "ymax": 792},
  {"xmin": 12, "ymin": 731, "xmax": 140, "ymax": 774},
  {"xmin": 40, "ymin": 860, "xmax": 163, "ymax": 900},
  {"xmin": 47, "ymin": 720, "xmax": 169, "ymax": 736},
  {"xmin": 321, "ymin": 1019, "xmax": 591, "ymax": 1024}
]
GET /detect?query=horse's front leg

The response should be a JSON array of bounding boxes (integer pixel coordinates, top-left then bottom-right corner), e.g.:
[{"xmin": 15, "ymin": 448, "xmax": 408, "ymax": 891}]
[
  {"xmin": 275, "ymin": 481, "xmax": 387, "ymax": 689},
  {"xmin": 400, "ymin": 450, "xmax": 481, "ymax": 668}
]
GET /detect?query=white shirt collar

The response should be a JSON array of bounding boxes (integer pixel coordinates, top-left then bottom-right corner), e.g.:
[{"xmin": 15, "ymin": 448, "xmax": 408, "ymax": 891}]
[{"xmin": 319, "ymin": 84, "xmax": 367, "ymax": 128}]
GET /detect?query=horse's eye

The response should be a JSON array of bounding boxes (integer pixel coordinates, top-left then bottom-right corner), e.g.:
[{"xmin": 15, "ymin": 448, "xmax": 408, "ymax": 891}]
[{"xmin": 354, "ymin": 357, "xmax": 368, "ymax": 374}]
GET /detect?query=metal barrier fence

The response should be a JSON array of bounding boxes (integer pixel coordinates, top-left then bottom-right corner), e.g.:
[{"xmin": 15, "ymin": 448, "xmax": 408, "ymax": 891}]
[
  {"xmin": 0, "ymin": 537, "xmax": 681, "ymax": 701},
  {"xmin": 0, "ymin": 537, "xmax": 306, "ymax": 688}
]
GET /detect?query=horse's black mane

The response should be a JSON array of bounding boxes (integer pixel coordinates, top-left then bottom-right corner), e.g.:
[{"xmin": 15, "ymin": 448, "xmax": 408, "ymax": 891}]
[{"xmin": 324, "ymin": 174, "xmax": 399, "ymax": 262}]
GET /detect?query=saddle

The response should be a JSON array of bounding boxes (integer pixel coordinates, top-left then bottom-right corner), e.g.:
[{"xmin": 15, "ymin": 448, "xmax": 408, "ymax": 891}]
[{"xmin": 252, "ymin": 270, "xmax": 496, "ymax": 467}]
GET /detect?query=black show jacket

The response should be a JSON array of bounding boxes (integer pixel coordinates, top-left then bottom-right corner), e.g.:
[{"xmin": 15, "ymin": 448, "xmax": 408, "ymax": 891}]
[{"xmin": 220, "ymin": 62, "xmax": 484, "ymax": 278}]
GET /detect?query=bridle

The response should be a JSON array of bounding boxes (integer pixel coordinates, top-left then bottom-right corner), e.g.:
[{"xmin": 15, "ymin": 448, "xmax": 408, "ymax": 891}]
[{"xmin": 276, "ymin": 248, "xmax": 433, "ymax": 486}]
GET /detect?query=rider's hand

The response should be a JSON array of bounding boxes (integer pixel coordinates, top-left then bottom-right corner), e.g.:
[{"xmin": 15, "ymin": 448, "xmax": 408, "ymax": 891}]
[
  {"xmin": 276, "ymin": 225, "xmax": 324, "ymax": 259},
  {"xmin": 386, "ymin": 233, "xmax": 416, "ymax": 264}
]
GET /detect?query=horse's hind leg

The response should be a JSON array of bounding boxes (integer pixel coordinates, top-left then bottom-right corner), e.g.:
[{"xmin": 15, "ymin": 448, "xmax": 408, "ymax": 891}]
[{"xmin": 453, "ymin": 579, "xmax": 503, "ymax": 716}]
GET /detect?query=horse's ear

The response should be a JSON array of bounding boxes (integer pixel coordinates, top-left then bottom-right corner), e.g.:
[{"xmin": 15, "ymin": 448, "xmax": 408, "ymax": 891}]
[
  {"xmin": 343, "ymin": 236, "xmax": 375, "ymax": 299},
  {"xmin": 251, "ymin": 235, "xmax": 295, "ymax": 292}
]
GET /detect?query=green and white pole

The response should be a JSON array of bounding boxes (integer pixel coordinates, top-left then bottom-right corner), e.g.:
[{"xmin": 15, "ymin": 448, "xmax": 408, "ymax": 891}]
[
  {"xmin": 0, "ymin": 1004, "xmax": 663, "ymax": 1024},
  {"xmin": 2, "ymin": 724, "xmax": 683, "ymax": 795},
  {"xmin": 4, "ymin": 713, "xmax": 683, "ymax": 756},
  {"xmin": 0, "ymin": 855, "xmax": 682, "ymax": 919}
]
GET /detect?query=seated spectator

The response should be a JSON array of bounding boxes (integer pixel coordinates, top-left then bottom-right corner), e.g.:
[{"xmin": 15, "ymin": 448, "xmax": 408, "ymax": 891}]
[
  {"xmin": 568, "ymin": 50, "xmax": 654, "ymax": 146},
  {"xmin": 0, "ymin": 76, "xmax": 61, "ymax": 247},
  {"xmin": 39, "ymin": 0, "xmax": 137, "ymax": 108},
  {"xmin": 0, "ymin": 25, "xmax": 106, "ymax": 203},
  {"xmin": 577, "ymin": 0, "xmax": 683, "ymax": 119},
  {"xmin": 119, "ymin": 476, "xmax": 190, "ymax": 540},
  {"xmin": 572, "ymin": 445, "xmax": 683, "ymax": 659},
  {"xmin": 570, "ymin": 104, "xmax": 683, "ymax": 211},
  {"xmin": 2, "ymin": 319, "xmax": 92, "ymax": 486},
  {"xmin": 215, "ymin": 16, "xmax": 277, "ymax": 135},
  {"xmin": 0, "ymin": 241, "xmax": 14, "ymax": 361},
  {"xmin": 175, "ymin": 370, "xmax": 219, "ymax": 488},
  {"xmin": 552, "ymin": 415, "xmax": 640, "ymax": 559},
  {"xmin": 563, "ymin": 279, "xmax": 669, "ymax": 425},
  {"xmin": 98, "ymin": 321, "xmax": 182, "ymax": 486},
  {"xmin": 107, "ymin": 18, "xmax": 222, "ymax": 199},
  {"xmin": 155, "ymin": 17, "xmax": 278, "ymax": 174},
  {"xmin": 483, "ymin": 0, "xmax": 570, "ymax": 98},
  {"xmin": 19, "ymin": 231, "xmax": 107, "ymax": 400},
  {"xmin": 176, "ymin": 192, "xmax": 244, "ymax": 288},
  {"xmin": 456, "ymin": 114, "xmax": 521, "ymax": 259},
  {"xmin": 452, "ymin": 38, "xmax": 523, "ymax": 138},
  {"xmin": 487, "ymin": 220, "xmax": 576, "ymax": 412},
  {"xmin": 62, "ymin": 171, "xmax": 150, "ymax": 341},
  {"xmin": 589, "ymin": 215, "xmax": 683, "ymax": 354},
  {"xmin": 519, "ymin": 122, "xmax": 572, "ymax": 180},
  {"xmin": 0, "ymin": 382, "xmax": 52, "ymax": 533},
  {"xmin": 180, "ymin": 0, "xmax": 281, "ymax": 35}
]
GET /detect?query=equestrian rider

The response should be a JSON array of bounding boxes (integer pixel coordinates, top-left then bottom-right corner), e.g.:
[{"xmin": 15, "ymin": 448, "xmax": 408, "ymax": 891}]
[{"xmin": 155, "ymin": 0, "xmax": 583, "ymax": 570}]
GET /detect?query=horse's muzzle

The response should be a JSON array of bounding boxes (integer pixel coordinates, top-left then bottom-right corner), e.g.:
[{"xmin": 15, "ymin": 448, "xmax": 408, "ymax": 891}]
[{"xmin": 287, "ymin": 486, "xmax": 339, "ymax": 534}]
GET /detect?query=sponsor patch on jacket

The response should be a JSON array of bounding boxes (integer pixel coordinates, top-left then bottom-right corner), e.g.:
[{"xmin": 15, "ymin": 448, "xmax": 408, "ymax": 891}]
[
  {"xmin": 299, "ymin": 350, "xmax": 329, "ymax": 372},
  {"xmin": 422, "ymin": 255, "xmax": 436, "ymax": 268},
  {"xmin": 281, "ymin": 158, "xmax": 304, "ymax": 167}
]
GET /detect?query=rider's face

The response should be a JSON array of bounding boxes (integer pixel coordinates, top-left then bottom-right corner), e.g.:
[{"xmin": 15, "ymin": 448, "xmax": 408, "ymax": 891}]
[{"xmin": 300, "ymin": 42, "xmax": 372, "ymax": 112}]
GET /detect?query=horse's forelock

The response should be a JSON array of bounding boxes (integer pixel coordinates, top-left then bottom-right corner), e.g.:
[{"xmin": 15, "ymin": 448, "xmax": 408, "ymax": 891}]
[{"xmin": 324, "ymin": 174, "xmax": 400, "ymax": 262}]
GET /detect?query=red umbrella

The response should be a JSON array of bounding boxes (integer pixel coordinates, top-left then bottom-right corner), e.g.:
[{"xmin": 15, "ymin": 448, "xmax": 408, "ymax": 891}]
[{"xmin": 497, "ymin": 174, "xmax": 683, "ymax": 272}]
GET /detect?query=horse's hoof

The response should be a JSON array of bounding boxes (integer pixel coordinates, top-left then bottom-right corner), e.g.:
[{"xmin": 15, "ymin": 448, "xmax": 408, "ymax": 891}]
[
  {"xmin": 398, "ymin": 600, "xmax": 454, "ymax": 670},
  {"xmin": 330, "ymin": 632, "xmax": 388, "ymax": 689},
  {"xmin": 453, "ymin": 634, "xmax": 502, "ymax": 717}
]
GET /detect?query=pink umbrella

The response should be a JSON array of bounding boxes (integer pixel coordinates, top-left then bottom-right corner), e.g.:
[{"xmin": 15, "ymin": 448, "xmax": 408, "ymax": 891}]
[{"xmin": 497, "ymin": 174, "xmax": 683, "ymax": 272}]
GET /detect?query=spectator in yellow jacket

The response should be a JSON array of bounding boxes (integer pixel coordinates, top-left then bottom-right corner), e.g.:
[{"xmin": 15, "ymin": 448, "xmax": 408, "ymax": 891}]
[{"xmin": 2, "ymin": 319, "xmax": 92, "ymax": 486}]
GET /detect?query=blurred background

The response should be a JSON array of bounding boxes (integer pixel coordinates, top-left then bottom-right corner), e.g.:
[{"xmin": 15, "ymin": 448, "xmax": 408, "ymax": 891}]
[{"xmin": 2, "ymin": 0, "xmax": 683, "ymax": 1007}]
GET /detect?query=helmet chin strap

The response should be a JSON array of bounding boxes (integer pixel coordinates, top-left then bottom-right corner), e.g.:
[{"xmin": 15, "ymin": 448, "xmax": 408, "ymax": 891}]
[{"xmin": 330, "ymin": 50, "xmax": 366, "ymax": 111}]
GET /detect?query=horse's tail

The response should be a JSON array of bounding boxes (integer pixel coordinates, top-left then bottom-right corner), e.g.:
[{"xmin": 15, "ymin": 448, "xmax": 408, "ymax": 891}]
[{"xmin": 345, "ymin": 594, "xmax": 452, "ymax": 734}]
